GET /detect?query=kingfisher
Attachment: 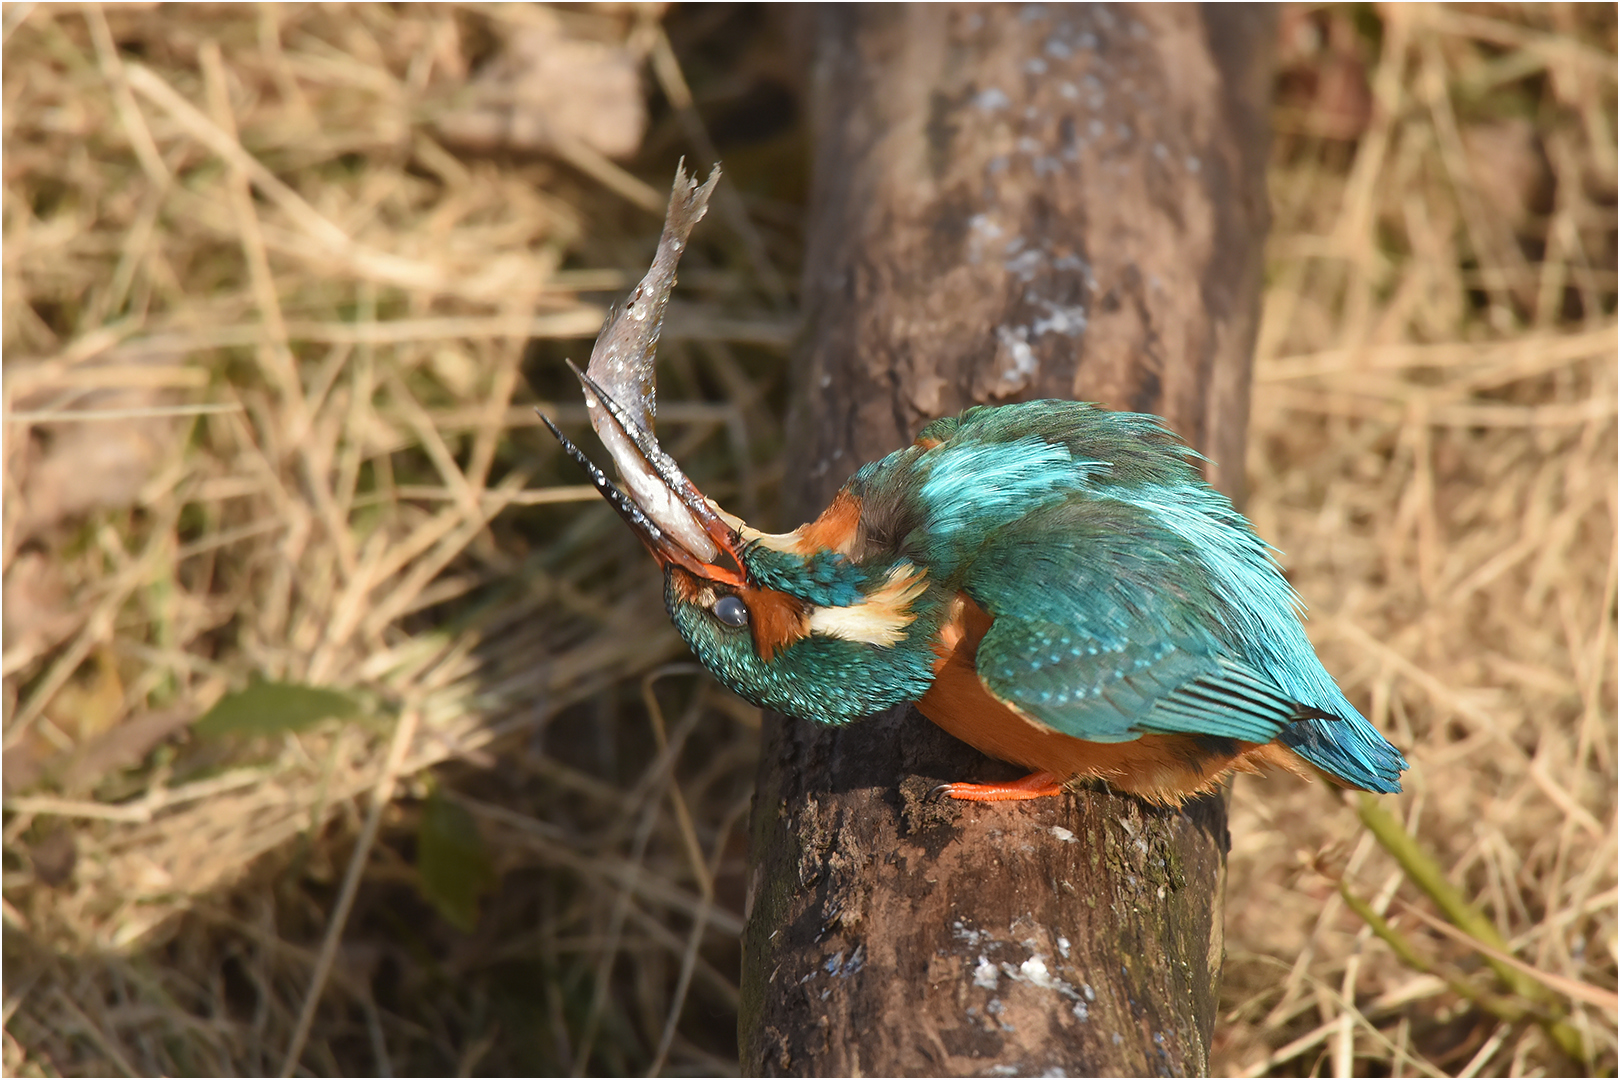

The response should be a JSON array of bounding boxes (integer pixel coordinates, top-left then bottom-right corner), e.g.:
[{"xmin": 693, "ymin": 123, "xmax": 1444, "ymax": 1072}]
[{"xmin": 542, "ymin": 165, "xmax": 1407, "ymax": 806}]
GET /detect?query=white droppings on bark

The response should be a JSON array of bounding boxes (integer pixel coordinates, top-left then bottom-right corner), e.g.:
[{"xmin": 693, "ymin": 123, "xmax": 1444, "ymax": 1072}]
[
  {"xmin": 1032, "ymin": 301, "xmax": 1088, "ymax": 337},
  {"xmin": 976, "ymin": 86, "xmax": 1011, "ymax": 111},
  {"xmin": 992, "ymin": 325, "xmax": 1040, "ymax": 396}
]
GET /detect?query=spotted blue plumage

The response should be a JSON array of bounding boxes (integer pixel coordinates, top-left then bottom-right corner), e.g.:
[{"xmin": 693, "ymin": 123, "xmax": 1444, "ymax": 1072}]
[{"xmin": 744, "ymin": 546, "xmax": 872, "ymax": 607}]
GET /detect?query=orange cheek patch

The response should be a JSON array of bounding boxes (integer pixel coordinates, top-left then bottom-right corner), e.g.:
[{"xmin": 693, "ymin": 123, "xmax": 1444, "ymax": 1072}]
[
  {"xmin": 736, "ymin": 488, "xmax": 864, "ymax": 558},
  {"xmin": 740, "ymin": 586, "xmax": 810, "ymax": 662},
  {"xmin": 793, "ymin": 488, "xmax": 864, "ymax": 558}
]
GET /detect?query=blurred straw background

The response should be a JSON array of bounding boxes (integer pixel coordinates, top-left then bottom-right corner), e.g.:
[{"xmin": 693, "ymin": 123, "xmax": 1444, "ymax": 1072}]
[{"xmin": 2, "ymin": 4, "xmax": 1613, "ymax": 1076}]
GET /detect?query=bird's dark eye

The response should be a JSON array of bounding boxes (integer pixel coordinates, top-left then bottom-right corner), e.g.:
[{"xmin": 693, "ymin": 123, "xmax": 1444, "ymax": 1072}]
[{"xmin": 713, "ymin": 595, "xmax": 749, "ymax": 628}]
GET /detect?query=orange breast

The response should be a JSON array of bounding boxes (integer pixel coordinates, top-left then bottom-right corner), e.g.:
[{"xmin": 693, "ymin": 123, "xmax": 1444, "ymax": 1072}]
[{"xmin": 915, "ymin": 593, "xmax": 1310, "ymax": 805}]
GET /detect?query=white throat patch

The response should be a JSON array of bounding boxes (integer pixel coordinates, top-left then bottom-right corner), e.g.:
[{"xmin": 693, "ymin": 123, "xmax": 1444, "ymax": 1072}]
[{"xmin": 807, "ymin": 563, "xmax": 929, "ymax": 647}]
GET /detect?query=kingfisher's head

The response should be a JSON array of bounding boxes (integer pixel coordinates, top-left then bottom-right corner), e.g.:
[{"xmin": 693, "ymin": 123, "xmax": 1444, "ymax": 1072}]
[
  {"xmin": 542, "ymin": 371, "xmax": 940, "ymax": 725},
  {"xmin": 541, "ymin": 162, "xmax": 938, "ymax": 722}
]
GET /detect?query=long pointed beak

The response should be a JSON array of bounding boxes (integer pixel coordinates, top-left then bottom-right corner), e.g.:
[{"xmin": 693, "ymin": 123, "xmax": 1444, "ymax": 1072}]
[
  {"xmin": 569, "ymin": 362, "xmax": 746, "ymax": 553},
  {"xmin": 538, "ymin": 397, "xmax": 748, "ymax": 589},
  {"xmin": 543, "ymin": 162, "xmax": 750, "ymax": 588}
]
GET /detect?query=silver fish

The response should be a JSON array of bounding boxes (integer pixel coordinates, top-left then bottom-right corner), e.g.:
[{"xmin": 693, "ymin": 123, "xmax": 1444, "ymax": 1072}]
[{"xmin": 579, "ymin": 163, "xmax": 722, "ymax": 562}]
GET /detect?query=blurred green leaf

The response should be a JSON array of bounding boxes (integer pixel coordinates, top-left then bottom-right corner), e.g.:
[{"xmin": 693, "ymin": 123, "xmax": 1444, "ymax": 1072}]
[
  {"xmin": 192, "ymin": 681, "xmax": 358, "ymax": 740},
  {"xmin": 416, "ymin": 787, "xmax": 498, "ymax": 932}
]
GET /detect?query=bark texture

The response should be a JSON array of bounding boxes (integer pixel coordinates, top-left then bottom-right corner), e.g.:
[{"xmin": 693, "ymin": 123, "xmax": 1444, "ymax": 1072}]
[{"xmin": 742, "ymin": 6, "xmax": 1274, "ymax": 1075}]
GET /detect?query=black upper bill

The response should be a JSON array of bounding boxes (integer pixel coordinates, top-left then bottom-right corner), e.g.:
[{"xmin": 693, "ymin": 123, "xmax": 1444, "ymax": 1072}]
[
  {"xmin": 567, "ymin": 362, "xmax": 742, "ymax": 556},
  {"xmin": 537, "ymin": 409, "xmax": 746, "ymax": 586}
]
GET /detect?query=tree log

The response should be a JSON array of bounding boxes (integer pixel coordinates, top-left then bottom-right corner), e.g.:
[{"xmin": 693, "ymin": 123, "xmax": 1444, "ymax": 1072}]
[{"xmin": 741, "ymin": 6, "xmax": 1274, "ymax": 1075}]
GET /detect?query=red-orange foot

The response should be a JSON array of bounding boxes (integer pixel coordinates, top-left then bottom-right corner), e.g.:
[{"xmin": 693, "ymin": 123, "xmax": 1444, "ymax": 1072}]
[{"xmin": 939, "ymin": 770, "xmax": 1064, "ymax": 802}]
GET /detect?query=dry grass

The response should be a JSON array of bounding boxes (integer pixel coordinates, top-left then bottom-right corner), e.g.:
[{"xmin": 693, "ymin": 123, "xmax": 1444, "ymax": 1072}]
[
  {"xmin": 1, "ymin": 4, "xmax": 1614, "ymax": 1078},
  {"xmin": 1221, "ymin": 5, "xmax": 1617, "ymax": 1074},
  {"xmin": 2, "ymin": 5, "xmax": 788, "ymax": 1075}
]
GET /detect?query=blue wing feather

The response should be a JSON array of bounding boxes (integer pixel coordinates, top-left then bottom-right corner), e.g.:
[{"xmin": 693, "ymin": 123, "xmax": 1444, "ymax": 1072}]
[{"xmin": 966, "ymin": 543, "xmax": 1299, "ymax": 748}]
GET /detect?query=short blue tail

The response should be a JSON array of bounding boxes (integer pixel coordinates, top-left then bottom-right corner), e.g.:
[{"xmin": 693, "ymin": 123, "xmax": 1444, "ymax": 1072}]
[{"xmin": 1280, "ymin": 713, "xmax": 1407, "ymax": 793}]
